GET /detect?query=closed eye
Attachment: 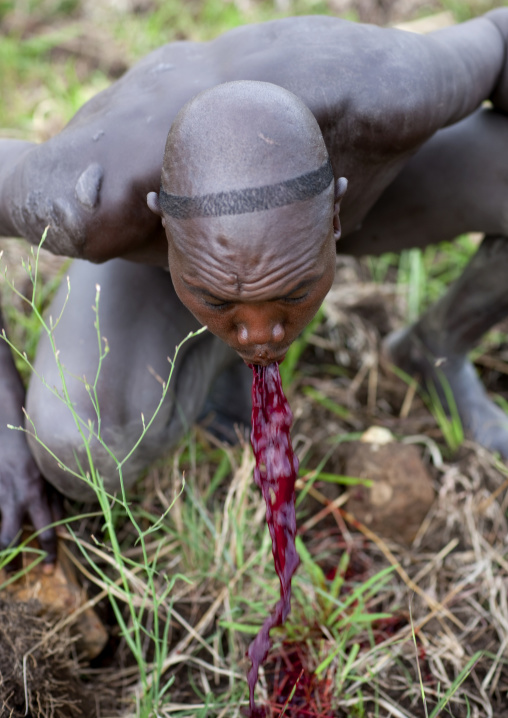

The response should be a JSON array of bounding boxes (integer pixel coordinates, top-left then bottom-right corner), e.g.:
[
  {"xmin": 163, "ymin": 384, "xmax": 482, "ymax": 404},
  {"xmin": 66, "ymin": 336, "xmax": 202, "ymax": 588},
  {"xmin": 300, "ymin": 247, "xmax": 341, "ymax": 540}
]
[
  {"xmin": 280, "ymin": 292, "xmax": 309, "ymax": 304},
  {"xmin": 203, "ymin": 298, "xmax": 232, "ymax": 310}
]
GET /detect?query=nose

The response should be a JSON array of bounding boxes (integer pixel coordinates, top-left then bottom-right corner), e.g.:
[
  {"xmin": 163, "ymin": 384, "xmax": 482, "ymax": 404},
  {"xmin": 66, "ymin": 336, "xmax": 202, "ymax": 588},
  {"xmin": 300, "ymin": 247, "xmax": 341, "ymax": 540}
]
[{"xmin": 236, "ymin": 309, "xmax": 285, "ymax": 347}]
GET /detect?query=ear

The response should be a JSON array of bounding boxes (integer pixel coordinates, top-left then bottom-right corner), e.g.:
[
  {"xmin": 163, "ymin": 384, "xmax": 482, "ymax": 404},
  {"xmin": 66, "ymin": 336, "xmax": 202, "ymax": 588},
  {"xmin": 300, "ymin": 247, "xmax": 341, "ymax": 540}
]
[
  {"xmin": 147, "ymin": 191, "xmax": 163, "ymax": 218},
  {"xmin": 333, "ymin": 177, "xmax": 348, "ymax": 242}
]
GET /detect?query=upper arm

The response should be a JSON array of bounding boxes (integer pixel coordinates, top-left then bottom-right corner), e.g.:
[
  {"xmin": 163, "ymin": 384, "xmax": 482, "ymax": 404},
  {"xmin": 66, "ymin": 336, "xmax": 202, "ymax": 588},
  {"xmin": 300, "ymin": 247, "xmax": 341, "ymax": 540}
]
[
  {"xmin": 426, "ymin": 14, "xmax": 507, "ymax": 123},
  {"xmin": 342, "ymin": 17, "xmax": 507, "ymax": 154}
]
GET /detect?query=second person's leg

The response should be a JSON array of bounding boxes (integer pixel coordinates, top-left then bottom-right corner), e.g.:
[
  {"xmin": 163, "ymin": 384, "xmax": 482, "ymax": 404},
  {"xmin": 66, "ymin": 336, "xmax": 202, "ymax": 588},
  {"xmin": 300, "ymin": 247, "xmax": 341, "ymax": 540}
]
[
  {"xmin": 26, "ymin": 258, "xmax": 247, "ymax": 500},
  {"xmin": 340, "ymin": 108, "xmax": 508, "ymax": 455}
]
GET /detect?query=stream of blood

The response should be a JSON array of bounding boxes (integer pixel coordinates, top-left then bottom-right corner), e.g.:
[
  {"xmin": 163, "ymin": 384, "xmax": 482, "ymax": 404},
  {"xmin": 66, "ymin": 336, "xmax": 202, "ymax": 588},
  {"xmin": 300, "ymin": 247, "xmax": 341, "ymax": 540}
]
[{"xmin": 246, "ymin": 362, "xmax": 300, "ymax": 717}]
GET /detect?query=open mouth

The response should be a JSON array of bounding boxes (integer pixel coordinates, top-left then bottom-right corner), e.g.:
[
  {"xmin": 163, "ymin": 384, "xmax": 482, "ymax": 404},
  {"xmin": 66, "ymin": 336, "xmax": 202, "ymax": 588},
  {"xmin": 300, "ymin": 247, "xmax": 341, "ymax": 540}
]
[{"xmin": 238, "ymin": 350, "xmax": 287, "ymax": 366}]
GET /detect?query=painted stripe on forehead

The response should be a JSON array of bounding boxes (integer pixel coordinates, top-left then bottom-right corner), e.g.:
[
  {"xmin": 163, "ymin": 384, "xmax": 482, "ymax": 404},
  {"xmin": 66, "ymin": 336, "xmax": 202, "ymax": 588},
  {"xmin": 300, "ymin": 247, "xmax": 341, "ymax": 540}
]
[{"xmin": 159, "ymin": 157, "xmax": 333, "ymax": 219}]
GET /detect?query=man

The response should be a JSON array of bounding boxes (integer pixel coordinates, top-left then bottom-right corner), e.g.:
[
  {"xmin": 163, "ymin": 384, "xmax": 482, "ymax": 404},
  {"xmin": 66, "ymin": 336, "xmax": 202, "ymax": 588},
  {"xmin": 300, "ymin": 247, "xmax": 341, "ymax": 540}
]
[{"xmin": 1, "ymin": 10, "xmax": 507, "ymax": 562}]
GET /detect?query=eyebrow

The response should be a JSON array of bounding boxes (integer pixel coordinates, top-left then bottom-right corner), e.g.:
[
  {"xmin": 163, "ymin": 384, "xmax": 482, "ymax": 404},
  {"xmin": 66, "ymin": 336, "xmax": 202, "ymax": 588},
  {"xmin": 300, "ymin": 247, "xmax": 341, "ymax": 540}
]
[
  {"xmin": 184, "ymin": 284, "xmax": 227, "ymax": 301},
  {"xmin": 159, "ymin": 157, "xmax": 333, "ymax": 219},
  {"xmin": 274, "ymin": 277, "xmax": 320, "ymax": 298},
  {"xmin": 182, "ymin": 274, "xmax": 323, "ymax": 302}
]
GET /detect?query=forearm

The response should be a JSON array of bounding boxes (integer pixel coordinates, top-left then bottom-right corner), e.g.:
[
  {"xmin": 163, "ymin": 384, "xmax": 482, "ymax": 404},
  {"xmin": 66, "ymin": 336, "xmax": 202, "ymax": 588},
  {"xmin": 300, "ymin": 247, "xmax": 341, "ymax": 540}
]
[
  {"xmin": 346, "ymin": 14, "xmax": 508, "ymax": 154},
  {"xmin": 0, "ymin": 303, "xmax": 57, "ymax": 563},
  {"xmin": 426, "ymin": 13, "xmax": 508, "ymax": 126}
]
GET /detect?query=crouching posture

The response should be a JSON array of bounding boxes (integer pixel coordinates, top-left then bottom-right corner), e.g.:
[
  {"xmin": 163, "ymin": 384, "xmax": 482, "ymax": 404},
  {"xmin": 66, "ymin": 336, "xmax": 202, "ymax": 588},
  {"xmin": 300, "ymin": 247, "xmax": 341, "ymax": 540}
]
[{"xmin": 1, "ymin": 9, "xmax": 508, "ymax": 560}]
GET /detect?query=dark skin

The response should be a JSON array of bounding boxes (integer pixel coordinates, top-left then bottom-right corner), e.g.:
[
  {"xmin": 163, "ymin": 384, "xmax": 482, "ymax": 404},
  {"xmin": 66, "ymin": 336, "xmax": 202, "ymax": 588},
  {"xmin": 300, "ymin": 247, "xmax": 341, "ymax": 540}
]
[
  {"xmin": 1, "ymin": 10, "xmax": 508, "ymax": 562},
  {"xmin": 340, "ymin": 107, "xmax": 508, "ymax": 454},
  {"xmin": 0, "ymin": 309, "xmax": 56, "ymax": 561},
  {"xmin": 168, "ymin": 212, "xmax": 336, "ymax": 366},
  {"xmin": 148, "ymin": 176, "xmax": 347, "ymax": 366},
  {"xmin": 1, "ymin": 12, "xmax": 507, "ymax": 261}
]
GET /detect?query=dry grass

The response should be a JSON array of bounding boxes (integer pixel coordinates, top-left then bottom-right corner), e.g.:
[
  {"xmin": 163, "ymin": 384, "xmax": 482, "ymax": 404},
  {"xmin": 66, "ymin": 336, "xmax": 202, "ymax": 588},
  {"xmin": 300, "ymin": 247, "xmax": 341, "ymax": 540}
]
[
  {"xmin": 1, "ymin": 2, "xmax": 508, "ymax": 715},
  {"xmin": 3, "ymin": 245, "xmax": 508, "ymax": 716}
]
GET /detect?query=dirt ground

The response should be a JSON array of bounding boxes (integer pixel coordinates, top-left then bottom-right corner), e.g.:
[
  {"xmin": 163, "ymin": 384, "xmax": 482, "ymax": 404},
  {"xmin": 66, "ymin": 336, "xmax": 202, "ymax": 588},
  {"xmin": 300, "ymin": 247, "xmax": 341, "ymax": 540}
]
[
  {"xmin": 2, "ymin": 244, "xmax": 508, "ymax": 717},
  {"xmin": 1, "ymin": 2, "xmax": 508, "ymax": 717},
  {"xmin": 0, "ymin": 598, "xmax": 98, "ymax": 717}
]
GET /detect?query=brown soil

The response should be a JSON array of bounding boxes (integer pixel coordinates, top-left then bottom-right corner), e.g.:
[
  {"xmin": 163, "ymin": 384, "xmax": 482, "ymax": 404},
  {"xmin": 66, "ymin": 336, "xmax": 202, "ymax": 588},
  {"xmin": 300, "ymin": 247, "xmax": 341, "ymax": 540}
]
[
  {"xmin": 0, "ymin": 598, "xmax": 96, "ymax": 718},
  {"xmin": 1, "ymin": 4, "xmax": 508, "ymax": 716}
]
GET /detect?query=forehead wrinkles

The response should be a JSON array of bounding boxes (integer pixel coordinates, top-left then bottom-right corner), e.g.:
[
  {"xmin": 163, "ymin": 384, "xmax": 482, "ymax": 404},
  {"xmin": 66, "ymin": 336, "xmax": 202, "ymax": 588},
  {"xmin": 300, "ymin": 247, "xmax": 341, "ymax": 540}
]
[
  {"xmin": 174, "ymin": 234, "xmax": 325, "ymax": 296},
  {"xmin": 167, "ymin": 194, "xmax": 333, "ymax": 293},
  {"xmin": 169, "ymin": 198, "xmax": 331, "ymax": 260}
]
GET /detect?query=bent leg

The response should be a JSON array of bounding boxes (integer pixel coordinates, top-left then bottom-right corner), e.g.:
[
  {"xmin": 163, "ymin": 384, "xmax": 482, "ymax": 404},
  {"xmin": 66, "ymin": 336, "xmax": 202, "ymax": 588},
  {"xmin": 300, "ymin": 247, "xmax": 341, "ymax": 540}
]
[
  {"xmin": 340, "ymin": 109, "xmax": 508, "ymax": 455},
  {"xmin": 199, "ymin": 359, "xmax": 252, "ymax": 444},
  {"xmin": 386, "ymin": 236, "xmax": 508, "ymax": 455},
  {"xmin": 26, "ymin": 259, "xmax": 241, "ymax": 501}
]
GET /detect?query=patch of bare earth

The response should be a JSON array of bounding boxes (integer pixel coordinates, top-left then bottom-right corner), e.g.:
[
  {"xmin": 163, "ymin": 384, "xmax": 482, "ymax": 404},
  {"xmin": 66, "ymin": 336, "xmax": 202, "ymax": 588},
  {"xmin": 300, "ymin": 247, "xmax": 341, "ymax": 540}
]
[
  {"xmin": 284, "ymin": 254, "xmax": 508, "ymax": 717},
  {"xmin": 0, "ymin": 598, "xmax": 98, "ymax": 718},
  {"xmin": 1, "ymin": 5, "xmax": 508, "ymax": 716},
  {"xmin": 2, "ymin": 188, "xmax": 508, "ymax": 717}
]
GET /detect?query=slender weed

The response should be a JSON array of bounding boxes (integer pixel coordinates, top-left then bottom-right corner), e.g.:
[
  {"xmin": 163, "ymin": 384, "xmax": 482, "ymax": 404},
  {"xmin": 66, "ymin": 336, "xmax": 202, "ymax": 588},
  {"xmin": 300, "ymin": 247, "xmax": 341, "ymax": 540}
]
[{"xmin": 2, "ymin": 234, "xmax": 209, "ymax": 714}]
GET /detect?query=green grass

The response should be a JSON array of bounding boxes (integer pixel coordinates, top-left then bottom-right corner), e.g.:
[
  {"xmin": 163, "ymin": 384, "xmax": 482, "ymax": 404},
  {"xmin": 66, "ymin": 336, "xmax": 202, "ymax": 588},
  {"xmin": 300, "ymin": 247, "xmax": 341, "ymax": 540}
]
[
  {"xmin": 1, "ymin": 2, "xmax": 506, "ymax": 716},
  {"xmin": 2, "ymin": 236, "xmax": 482, "ymax": 715},
  {"xmin": 369, "ymin": 235, "xmax": 478, "ymax": 322},
  {"xmin": 370, "ymin": 235, "xmax": 508, "ymax": 457},
  {"xmin": 2, "ymin": 236, "xmax": 211, "ymax": 715}
]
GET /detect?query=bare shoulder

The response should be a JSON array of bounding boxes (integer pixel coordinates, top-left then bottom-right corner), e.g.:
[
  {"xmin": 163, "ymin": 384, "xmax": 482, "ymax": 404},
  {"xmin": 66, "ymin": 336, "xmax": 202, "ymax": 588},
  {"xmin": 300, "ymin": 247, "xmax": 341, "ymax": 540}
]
[
  {"xmin": 4, "ymin": 13, "xmax": 506, "ymax": 262},
  {"xmin": 206, "ymin": 16, "xmax": 494, "ymax": 152},
  {"xmin": 7, "ymin": 40, "xmax": 221, "ymax": 263}
]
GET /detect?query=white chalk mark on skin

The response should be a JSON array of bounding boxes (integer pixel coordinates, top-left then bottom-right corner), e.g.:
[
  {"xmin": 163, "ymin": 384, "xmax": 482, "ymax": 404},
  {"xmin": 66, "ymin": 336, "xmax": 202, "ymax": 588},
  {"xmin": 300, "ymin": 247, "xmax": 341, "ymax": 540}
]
[{"xmin": 258, "ymin": 132, "xmax": 279, "ymax": 145}]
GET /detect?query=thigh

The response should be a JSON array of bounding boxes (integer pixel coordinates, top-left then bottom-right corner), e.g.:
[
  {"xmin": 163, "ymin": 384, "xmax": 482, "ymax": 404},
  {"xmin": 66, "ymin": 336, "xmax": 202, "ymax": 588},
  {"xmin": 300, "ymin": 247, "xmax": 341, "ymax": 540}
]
[
  {"xmin": 339, "ymin": 108, "xmax": 508, "ymax": 256},
  {"xmin": 26, "ymin": 259, "xmax": 236, "ymax": 499}
]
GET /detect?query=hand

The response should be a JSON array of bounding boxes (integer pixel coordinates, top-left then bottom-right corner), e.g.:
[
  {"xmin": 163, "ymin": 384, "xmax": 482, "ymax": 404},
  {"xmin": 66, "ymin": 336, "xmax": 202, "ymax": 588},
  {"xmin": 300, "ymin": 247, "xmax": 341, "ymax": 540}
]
[{"xmin": 0, "ymin": 429, "xmax": 58, "ymax": 567}]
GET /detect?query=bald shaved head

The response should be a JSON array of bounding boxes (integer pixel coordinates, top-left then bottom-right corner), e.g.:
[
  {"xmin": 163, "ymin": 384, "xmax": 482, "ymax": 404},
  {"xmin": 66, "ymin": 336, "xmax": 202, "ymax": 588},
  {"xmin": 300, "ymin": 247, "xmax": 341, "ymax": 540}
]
[
  {"xmin": 159, "ymin": 81, "xmax": 333, "ymax": 219},
  {"xmin": 148, "ymin": 81, "xmax": 343, "ymax": 365},
  {"xmin": 159, "ymin": 157, "xmax": 333, "ymax": 219}
]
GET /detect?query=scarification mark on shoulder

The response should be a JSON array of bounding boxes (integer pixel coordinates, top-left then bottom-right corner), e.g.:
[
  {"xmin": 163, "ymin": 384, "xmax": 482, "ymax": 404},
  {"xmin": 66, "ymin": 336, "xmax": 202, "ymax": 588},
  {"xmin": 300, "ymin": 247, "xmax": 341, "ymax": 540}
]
[{"xmin": 75, "ymin": 163, "xmax": 104, "ymax": 210}]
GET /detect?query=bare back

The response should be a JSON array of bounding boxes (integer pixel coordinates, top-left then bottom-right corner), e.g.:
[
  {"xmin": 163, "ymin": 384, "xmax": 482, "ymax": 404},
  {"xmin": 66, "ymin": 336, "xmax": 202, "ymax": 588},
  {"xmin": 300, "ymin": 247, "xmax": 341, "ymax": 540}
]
[{"xmin": 0, "ymin": 12, "xmax": 506, "ymax": 262}]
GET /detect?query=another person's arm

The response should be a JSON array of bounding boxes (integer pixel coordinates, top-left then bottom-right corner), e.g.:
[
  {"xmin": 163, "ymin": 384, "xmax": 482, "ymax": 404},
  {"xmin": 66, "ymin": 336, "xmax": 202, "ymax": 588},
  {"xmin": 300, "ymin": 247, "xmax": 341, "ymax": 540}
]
[
  {"xmin": 0, "ymin": 139, "xmax": 35, "ymax": 237},
  {"xmin": 0, "ymin": 306, "xmax": 57, "ymax": 564},
  {"xmin": 0, "ymin": 141, "xmax": 58, "ymax": 564},
  {"xmin": 485, "ymin": 8, "xmax": 508, "ymax": 113}
]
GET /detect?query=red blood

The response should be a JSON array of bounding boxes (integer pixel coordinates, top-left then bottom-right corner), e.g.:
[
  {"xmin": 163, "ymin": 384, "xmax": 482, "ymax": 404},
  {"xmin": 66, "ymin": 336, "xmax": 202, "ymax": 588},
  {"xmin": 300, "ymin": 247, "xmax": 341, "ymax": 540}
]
[{"xmin": 246, "ymin": 363, "xmax": 300, "ymax": 717}]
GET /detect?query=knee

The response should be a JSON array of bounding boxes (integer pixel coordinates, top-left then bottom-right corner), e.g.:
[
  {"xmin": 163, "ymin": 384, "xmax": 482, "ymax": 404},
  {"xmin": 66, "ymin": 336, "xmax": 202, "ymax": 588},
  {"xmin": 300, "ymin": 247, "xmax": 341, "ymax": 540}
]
[
  {"xmin": 24, "ymin": 406, "xmax": 132, "ymax": 502},
  {"xmin": 24, "ymin": 326, "xmax": 238, "ymax": 502},
  {"xmin": 24, "ymin": 375, "xmax": 157, "ymax": 501},
  {"xmin": 23, "ymin": 363, "xmax": 201, "ymax": 503}
]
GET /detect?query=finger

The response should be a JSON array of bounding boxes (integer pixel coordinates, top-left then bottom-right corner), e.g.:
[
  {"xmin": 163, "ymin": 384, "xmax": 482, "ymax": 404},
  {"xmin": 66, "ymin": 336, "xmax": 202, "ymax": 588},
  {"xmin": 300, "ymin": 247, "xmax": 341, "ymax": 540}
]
[
  {"xmin": 29, "ymin": 497, "xmax": 58, "ymax": 565},
  {"xmin": 47, "ymin": 484, "xmax": 65, "ymax": 524},
  {"xmin": 0, "ymin": 506, "xmax": 24, "ymax": 572}
]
